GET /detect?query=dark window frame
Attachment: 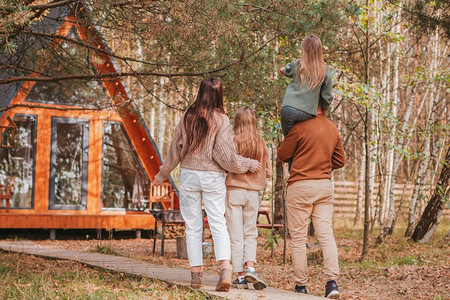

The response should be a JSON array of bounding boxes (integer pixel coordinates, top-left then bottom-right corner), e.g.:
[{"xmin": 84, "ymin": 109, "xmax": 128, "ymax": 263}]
[
  {"xmin": 48, "ymin": 116, "xmax": 89, "ymax": 210},
  {"xmin": 100, "ymin": 121, "xmax": 150, "ymax": 211},
  {"xmin": 0, "ymin": 114, "xmax": 37, "ymax": 210}
]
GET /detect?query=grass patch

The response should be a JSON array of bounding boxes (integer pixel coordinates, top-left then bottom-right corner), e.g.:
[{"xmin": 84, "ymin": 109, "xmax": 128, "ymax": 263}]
[
  {"xmin": 91, "ymin": 244, "xmax": 118, "ymax": 256},
  {"xmin": 390, "ymin": 255, "xmax": 419, "ymax": 266},
  {"xmin": 340, "ymin": 259, "xmax": 376, "ymax": 269},
  {"xmin": 330, "ymin": 218, "xmax": 450, "ymax": 271},
  {"xmin": 0, "ymin": 252, "xmax": 217, "ymax": 299}
]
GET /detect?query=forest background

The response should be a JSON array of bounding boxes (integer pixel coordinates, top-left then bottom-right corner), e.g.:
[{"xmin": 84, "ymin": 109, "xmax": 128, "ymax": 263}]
[{"xmin": 1, "ymin": 0, "xmax": 449, "ymax": 256}]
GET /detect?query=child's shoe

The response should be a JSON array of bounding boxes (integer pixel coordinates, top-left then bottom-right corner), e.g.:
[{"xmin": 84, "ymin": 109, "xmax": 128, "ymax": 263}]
[
  {"xmin": 244, "ymin": 268, "xmax": 267, "ymax": 290},
  {"xmin": 325, "ymin": 280, "xmax": 340, "ymax": 299},
  {"xmin": 294, "ymin": 284, "xmax": 307, "ymax": 294},
  {"xmin": 231, "ymin": 277, "xmax": 249, "ymax": 289}
]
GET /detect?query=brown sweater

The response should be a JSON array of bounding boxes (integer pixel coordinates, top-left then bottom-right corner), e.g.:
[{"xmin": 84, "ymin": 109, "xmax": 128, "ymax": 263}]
[
  {"xmin": 277, "ymin": 114, "xmax": 345, "ymax": 185},
  {"xmin": 155, "ymin": 112, "xmax": 259, "ymax": 183},
  {"xmin": 226, "ymin": 143, "xmax": 272, "ymax": 191}
]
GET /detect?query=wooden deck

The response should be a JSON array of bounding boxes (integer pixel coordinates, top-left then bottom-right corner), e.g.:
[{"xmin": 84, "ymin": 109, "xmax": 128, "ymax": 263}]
[{"xmin": 0, "ymin": 213, "xmax": 155, "ymax": 229}]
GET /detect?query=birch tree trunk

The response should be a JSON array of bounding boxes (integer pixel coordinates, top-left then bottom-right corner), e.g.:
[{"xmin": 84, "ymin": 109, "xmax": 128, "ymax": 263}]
[
  {"xmin": 369, "ymin": 107, "xmax": 376, "ymax": 228},
  {"xmin": 406, "ymin": 81, "xmax": 442, "ymax": 236},
  {"xmin": 354, "ymin": 144, "xmax": 365, "ymax": 227},
  {"xmin": 388, "ymin": 179, "xmax": 411, "ymax": 235},
  {"xmin": 150, "ymin": 105, "xmax": 156, "ymax": 138},
  {"xmin": 380, "ymin": 12, "xmax": 402, "ymax": 239},
  {"xmin": 362, "ymin": 0, "xmax": 371, "ymax": 258},
  {"xmin": 381, "ymin": 86, "xmax": 417, "ymax": 238},
  {"xmin": 411, "ymin": 147, "xmax": 450, "ymax": 243},
  {"xmin": 157, "ymin": 78, "xmax": 167, "ymax": 155},
  {"xmin": 381, "ymin": 38, "xmax": 392, "ymax": 227}
]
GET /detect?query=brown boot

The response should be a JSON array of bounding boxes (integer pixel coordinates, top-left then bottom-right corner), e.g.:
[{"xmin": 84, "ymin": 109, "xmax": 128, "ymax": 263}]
[
  {"xmin": 215, "ymin": 265, "xmax": 232, "ymax": 292},
  {"xmin": 191, "ymin": 271, "xmax": 203, "ymax": 289}
]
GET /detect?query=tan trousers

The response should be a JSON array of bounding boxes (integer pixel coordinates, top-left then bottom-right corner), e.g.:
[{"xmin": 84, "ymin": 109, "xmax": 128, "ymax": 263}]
[
  {"xmin": 225, "ymin": 189, "xmax": 259, "ymax": 273},
  {"xmin": 286, "ymin": 179, "xmax": 339, "ymax": 285}
]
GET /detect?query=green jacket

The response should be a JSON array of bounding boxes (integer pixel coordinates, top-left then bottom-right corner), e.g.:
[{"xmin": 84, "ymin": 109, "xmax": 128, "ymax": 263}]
[{"xmin": 282, "ymin": 60, "xmax": 334, "ymax": 116}]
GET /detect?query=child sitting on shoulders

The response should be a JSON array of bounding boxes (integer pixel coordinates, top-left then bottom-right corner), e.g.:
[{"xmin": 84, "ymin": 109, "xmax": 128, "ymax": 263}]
[{"xmin": 279, "ymin": 34, "xmax": 334, "ymax": 136}]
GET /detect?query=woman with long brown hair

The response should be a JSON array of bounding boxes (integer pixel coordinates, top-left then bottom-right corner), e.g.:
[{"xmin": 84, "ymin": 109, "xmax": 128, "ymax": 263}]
[
  {"xmin": 154, "ymin": 78, "xmax": 261, "ymax": 292},
  {"xmin": 225, "ymin": 107, "xmax": 271, "ymax": 290},
  {"xmin": 279, "ymin": 34, "xmax": 334, "ymax": 136}
]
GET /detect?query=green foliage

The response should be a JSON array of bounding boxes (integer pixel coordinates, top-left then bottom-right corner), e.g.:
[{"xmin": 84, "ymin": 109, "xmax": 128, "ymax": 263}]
[
  {"xmin": 0, "ymin": 0, "xmax": 35, "ymax": 54},
  {"xmin": 0, "ymin": 264, "xmax": 12, "ymax": 275},
  {"xmin": 262, "ymin": 230, "xmax": 281, "ymax": 252},
  {"xmin": 91, "ymin": 245, "xmax": 118, "ymax": 256},
  {"xmin": 390, "ymin": 255, "xmax": 419, "ymax": 266},
  {"xmin": 403, "ymin": 0, "xmax": 450, "ymax": 40},
  {"xmin": 83, "ymin": 0, "xmax": 348, "ymax": 113},
  {"xmin": 261, "ymin": 112, "xmax": 282, "ymax": 147}
]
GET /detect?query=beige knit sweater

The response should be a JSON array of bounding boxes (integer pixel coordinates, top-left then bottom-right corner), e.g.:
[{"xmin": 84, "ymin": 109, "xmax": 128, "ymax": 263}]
[
  {"xmin": 154, "ymin": 112, "xmax": 259, "ymax": 183},
  {"xmin": 226, "ymin": 143, "xmax": 272, "ymax": 191}
]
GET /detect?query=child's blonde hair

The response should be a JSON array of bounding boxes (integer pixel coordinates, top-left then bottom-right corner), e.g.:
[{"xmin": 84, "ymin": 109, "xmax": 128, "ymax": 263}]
[
  {"xmin": 233, "ymin": 107, "xmax": 267, "ymax": 162},
  {"xmin": 298, "ymin": 35, "xmax": 327, "ymax": 89}
]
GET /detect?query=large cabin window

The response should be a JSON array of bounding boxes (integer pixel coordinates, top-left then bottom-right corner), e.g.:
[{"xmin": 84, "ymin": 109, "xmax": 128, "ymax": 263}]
[
  {"xmin": 49, "ymin": 117, "xmax": 89, "ymax": 210},
  {"xmin": 0, "ymin": 115, "xmax": 36, "ymax": 209},
  {"xmin": 24, "ymin": 27, "xmax": 110, "ymax": 108},
  {"xmin": 101, "ymin": 121, "xmax": 150, "ymax": 210}
]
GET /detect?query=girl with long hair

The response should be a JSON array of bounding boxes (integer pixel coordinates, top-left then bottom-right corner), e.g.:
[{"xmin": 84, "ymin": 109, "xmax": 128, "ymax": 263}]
[
  {"xmin": 225, "ymin": 107, "xmax": 271, "ymax": 290},
  {"xmin": 279, "ymin": 34, "xmax": 334, "ymax": 136},
  {"xmin": 154, "ymin": 78, "xmax": 261, "ymax": 292}
]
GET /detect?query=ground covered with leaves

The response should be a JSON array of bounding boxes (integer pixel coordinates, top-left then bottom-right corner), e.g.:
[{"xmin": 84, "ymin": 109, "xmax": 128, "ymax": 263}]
[{"xmin": 4, "ymin": 220, "xmax": 449, "ymax": 299}]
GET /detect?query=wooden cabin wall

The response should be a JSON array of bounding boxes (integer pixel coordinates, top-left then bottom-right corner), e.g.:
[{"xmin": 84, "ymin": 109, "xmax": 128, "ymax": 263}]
[{"xmin": 0, "ymin": 107, "xmax": 155, "ymax": 229}]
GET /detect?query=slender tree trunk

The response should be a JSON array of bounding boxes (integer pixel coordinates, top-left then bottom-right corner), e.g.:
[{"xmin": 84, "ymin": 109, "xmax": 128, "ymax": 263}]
[
  {"xmin": 354, "ymin": 144, "xmax": 365, "ymax": 227},
  {"xmin": 339, "ymin": 106, "xmax": 347, "ymax": 182},
  {"xmin": 157, "ymin": 78, "xmax": 167, "ymax": 155},
  {"xmin": 274, "ymin": 155, "xmax": 285, "ymax": 226},
  {"xmin": 411, "ymin": 147, "xmax": 450, "ymax": 243},
  {"xmin": 273, "ymin": 40, "xmax": 285, "ymax": 229},
  {"xmin": 388, "ymin": 179, "xmax": 410, "ymax": 235},
  {"xmin": 406, "ymin": 153, "xmax": 428, "ymax": 236},
  {"xmin": 381, "ymin": 12, "xmax": 402, "ymax": 239},
  {"xmin": 380, "ymin": 38, "xmax": 391, "ymax": 228},
  {"xmin": 368, "ymin": 108, "xmax": 376, "ymax": 229},
  {"xmin": 362, "ymin": 106, "xmax": 371, "ymax": 258},
  {"xmin": 406, "ymin": 81, "xmax": 442, "ymax": 236},
  {"xmin": 373, "ymin": 177, "xmax": 383, "ymax": 232},
  {"xmin": 362, "ymin": 0, "xmax": 371, "ymax": 258},
  {"xmin": 150, "ymin": 105, "xmax": 155, "ymax": 138},
  {"xmin": 381, "ymin": 85, "xmax": 417, "ymax": 239}
]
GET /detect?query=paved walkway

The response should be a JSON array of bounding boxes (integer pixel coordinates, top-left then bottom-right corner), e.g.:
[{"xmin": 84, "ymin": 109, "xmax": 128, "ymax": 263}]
[{"xmin": 0, "ymin": 241, "xmax": 325, "ymax": 300}]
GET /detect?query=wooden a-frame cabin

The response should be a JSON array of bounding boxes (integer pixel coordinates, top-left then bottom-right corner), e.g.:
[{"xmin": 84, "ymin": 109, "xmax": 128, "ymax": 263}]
[{"xmin": 0, "ymin": 3, "xmax": 178, "ymax": 231}]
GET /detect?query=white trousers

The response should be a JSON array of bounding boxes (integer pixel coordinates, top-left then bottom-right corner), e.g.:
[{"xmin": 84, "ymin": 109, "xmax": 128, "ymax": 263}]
[{"xmin": 179, "ymin": 169, "xmax": 231, "ymax": 267}]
